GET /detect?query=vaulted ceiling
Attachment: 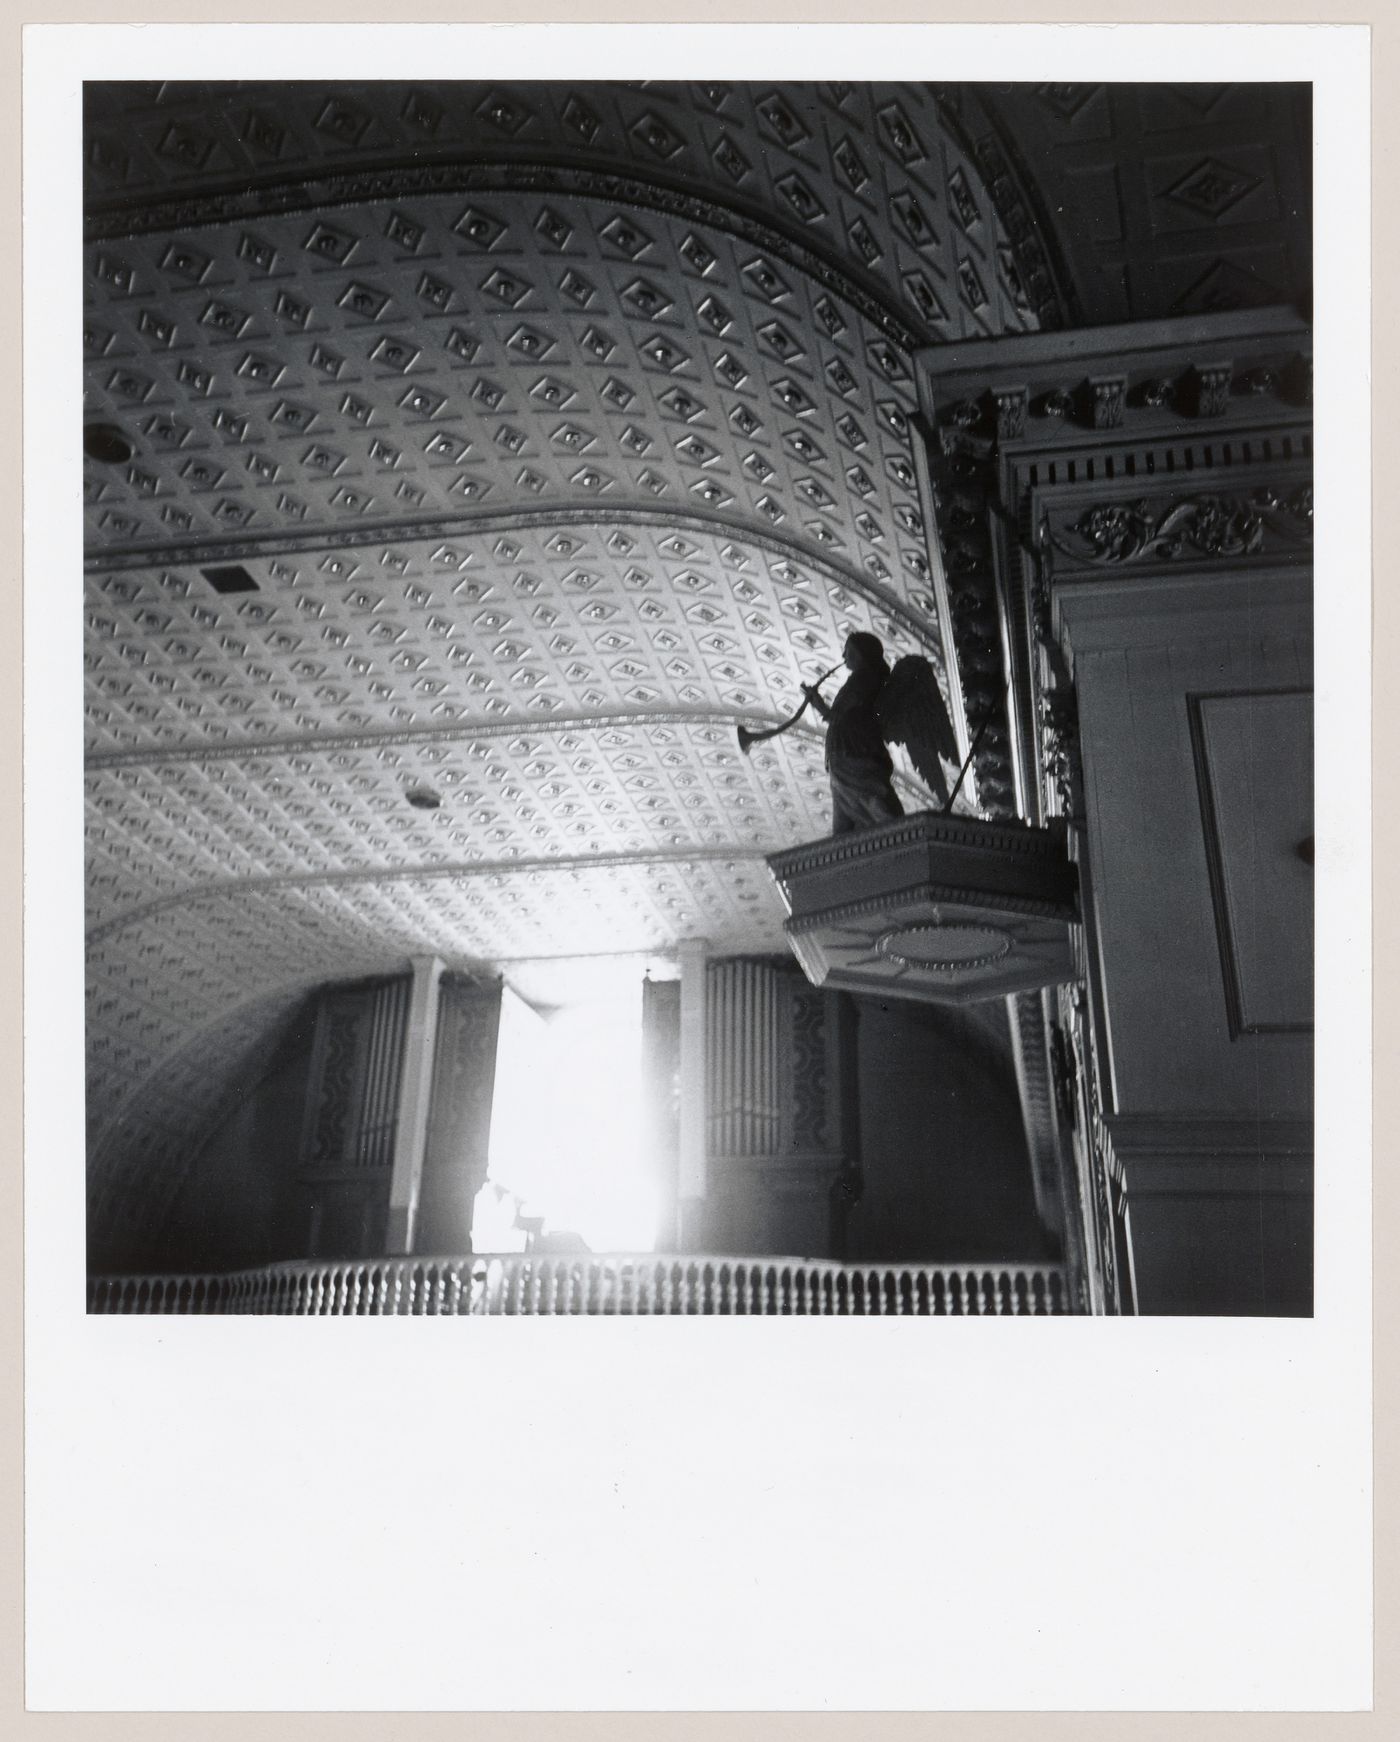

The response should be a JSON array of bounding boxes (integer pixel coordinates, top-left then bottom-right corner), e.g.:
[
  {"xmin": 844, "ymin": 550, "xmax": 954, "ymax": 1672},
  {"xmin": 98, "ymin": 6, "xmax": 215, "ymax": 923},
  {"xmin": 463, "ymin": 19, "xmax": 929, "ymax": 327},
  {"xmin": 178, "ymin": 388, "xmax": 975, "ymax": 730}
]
[{"xmin": 82, "ymin": 78, "xmax": 1311, "ymax": 1246}]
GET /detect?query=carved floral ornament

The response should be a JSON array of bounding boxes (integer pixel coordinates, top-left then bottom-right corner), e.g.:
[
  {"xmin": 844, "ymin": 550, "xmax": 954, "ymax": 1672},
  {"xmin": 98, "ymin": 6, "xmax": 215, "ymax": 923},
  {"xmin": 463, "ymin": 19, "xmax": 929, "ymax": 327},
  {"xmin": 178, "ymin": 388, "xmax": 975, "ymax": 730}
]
[
  {"xmin": 1049, "ymin": 485, "xmax": 1313, "ymax": 568},
  {"xmin": 1037, "ymin": 689, "xmax": 1080, "ymax": 819}
]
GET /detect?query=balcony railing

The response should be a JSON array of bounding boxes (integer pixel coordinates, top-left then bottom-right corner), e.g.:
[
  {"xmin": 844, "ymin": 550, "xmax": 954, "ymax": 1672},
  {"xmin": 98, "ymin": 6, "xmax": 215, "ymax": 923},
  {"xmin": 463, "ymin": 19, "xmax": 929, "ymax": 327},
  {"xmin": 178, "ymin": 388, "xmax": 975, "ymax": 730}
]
[{"xmin": 88, "ymin": 1254, "xmax": 1072, "ymax": 1315}]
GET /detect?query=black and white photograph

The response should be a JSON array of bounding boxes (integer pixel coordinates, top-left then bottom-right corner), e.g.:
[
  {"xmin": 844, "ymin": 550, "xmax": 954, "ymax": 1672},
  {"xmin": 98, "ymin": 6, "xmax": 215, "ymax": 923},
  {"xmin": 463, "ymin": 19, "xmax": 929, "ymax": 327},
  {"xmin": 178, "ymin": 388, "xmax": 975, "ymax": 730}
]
[
  {"xmin": 78, "ymin": 74, "xmax": 1318, "ymax": 1317},
  {"xmin": 20, "ymin": 15, "xmax": 1378, "ymax": 1718}
]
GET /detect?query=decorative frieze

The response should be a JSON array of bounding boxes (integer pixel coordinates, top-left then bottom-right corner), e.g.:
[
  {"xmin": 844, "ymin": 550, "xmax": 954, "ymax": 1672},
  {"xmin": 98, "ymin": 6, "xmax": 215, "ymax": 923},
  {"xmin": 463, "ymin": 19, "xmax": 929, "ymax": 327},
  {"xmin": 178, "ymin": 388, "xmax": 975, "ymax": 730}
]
[{"xmin": 1048, "ymin": 485, "xmax": 1313, "ymax": 570}]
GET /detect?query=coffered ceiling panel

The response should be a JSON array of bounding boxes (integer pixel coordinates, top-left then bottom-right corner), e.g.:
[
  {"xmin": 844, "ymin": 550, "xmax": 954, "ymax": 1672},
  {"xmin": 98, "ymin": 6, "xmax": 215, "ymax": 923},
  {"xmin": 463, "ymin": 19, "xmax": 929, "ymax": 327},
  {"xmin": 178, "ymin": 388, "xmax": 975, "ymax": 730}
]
[
  {"xmin": 85, "ymin": 80, "xmax": 1034, "ymax": 348},
  {"xmin": 82, "ymin": 81, "xmax": 1039, "ymax": 1229},
  {"xmin": 938, "ymin": 82, "xmax": 1311, "ymax": 328},
  {"xmin": 85, "ymin": 190, "xmax": 956, "ymax": 595},
  {"xmin": 85, "ymin": 525, "xmax": 941, "ymax": 763},
  {"xmin": 87, "ymin": 715, "xmax": 841, "ymax": 936}
]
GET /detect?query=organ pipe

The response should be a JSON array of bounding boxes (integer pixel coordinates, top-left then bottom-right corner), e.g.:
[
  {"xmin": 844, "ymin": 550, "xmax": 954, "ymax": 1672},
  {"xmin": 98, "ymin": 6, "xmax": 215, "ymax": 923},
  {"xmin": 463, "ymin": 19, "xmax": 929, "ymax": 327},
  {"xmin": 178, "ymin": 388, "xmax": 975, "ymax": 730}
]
[{"xmin": 705, "ymin": 959, "xmax": 782, "ymax": 1157}]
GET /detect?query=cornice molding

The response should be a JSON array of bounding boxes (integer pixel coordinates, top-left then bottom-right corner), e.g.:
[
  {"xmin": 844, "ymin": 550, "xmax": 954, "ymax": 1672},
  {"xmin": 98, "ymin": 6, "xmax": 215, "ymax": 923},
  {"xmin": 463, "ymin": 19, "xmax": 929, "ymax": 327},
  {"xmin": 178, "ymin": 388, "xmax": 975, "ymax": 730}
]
[
  {"xmin": 918, "ymin": 305, "xmax": 1311, "ymax": 388},
  {"xmin": 769, "ymin": 808, "xmax": 1073, "ymax": 877}
]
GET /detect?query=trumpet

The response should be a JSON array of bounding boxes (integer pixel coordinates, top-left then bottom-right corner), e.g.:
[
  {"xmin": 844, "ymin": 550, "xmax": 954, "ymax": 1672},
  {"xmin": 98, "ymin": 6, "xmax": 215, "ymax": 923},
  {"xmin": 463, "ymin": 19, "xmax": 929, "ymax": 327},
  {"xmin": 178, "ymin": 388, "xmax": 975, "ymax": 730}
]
[{"xmin": 736, "ymin": 660, "xmax": 845, "ymax": 756}]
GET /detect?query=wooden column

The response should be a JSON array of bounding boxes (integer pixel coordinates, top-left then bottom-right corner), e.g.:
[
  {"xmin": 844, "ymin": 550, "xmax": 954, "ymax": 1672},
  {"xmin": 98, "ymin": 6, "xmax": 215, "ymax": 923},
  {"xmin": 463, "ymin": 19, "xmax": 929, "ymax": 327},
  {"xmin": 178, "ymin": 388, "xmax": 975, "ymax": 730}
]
[
  {"xmin": 385, "ymin": 955, "xmax": 445, "ymax": 1255},
  {"xmin": 416, "ymin": 975, "xmax": 504, "ymax": 1255},
  {"xmin": 827, "ymin": 991, "xmax": 863, "ymax": 1261},
  {"xmin": 676, "ymin": 938, "xmax": 709, "ymax": 1250},
  {"xmin": 641, "ymin": 975, "xmax": 682, "ymax": 1251}
]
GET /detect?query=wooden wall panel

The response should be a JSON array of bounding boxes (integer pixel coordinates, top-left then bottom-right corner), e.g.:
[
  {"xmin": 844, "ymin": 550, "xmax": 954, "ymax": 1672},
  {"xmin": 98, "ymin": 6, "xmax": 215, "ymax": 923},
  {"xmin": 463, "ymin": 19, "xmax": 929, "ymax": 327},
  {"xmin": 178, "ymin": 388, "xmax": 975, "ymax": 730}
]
[
  {"xmin": 1063, "ymin": 573, "xmax": 1313, "ymax": 1124},
  {"xmin": 1191, "ymin": 690, "xmax": 1313, "ymax": 1035}
]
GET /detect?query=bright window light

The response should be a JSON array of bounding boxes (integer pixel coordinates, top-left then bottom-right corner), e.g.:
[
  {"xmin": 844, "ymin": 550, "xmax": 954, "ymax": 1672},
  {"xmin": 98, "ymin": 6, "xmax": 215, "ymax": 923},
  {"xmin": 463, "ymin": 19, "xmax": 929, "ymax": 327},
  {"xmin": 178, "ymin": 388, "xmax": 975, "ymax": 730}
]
[{"xmin": 474, "ymin": 978, "xmax": 659, "ymax": 1254}]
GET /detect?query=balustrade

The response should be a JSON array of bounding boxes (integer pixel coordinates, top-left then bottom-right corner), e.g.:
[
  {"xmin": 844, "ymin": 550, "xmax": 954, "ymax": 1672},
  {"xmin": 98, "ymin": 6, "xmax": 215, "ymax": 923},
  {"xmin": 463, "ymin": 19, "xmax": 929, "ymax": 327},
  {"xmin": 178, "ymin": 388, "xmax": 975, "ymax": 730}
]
[{"xmin": 88, "ymin": 1255, "xmax": 1070, "ymax": 1315}]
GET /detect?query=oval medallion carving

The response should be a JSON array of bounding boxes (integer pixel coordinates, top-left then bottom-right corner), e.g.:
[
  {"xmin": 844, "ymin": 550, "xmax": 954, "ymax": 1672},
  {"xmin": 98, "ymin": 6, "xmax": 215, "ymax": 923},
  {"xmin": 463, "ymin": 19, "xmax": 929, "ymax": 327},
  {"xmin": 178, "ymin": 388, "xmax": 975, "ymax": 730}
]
[{"xmin": 875, "ymin": 921, "xmax": 1013, "ymax": 973}]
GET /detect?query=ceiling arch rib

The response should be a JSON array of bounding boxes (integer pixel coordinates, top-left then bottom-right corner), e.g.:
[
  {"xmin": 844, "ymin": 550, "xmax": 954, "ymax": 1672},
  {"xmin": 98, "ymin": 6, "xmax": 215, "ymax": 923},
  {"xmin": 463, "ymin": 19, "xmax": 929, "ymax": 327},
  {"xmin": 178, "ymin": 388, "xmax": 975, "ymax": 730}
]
[
  {"xmin": 91, "ymin": 843, "xmax": 793, "ymax": 951},
  {"xmin": 86, "ymin": 705, "xmax": 809, "ymax": 772}
]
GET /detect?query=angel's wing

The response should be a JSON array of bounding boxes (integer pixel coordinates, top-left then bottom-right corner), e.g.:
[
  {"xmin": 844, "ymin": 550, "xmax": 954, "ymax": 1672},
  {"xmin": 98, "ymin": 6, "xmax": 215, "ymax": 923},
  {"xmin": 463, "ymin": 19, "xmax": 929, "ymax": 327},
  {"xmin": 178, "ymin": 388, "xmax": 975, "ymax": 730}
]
[{"xmin": 876, "ymin": 656, "xmax": 959, "ymax": 803}]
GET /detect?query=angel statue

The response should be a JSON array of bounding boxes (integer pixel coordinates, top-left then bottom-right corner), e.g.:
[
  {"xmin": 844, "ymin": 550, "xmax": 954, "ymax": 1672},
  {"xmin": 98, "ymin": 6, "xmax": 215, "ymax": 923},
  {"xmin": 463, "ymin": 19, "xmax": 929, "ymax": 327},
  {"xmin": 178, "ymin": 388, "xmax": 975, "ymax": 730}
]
[{"xmin": 800, "ymin": 632, "xmax": 960, "ymax": 835}]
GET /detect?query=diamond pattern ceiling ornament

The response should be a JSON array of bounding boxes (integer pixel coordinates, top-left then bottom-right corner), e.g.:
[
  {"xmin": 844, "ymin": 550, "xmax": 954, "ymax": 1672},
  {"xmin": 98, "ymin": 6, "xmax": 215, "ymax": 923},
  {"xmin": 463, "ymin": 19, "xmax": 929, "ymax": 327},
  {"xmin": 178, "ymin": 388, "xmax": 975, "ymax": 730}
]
[
  {"xmin": 84, "ymin": 193, "xmax": 951, "ymax": 576},
  {"xmin": 85, "ymin": 80, "xmax": 1030, "ymax": 348},
  {"xmin": 932, "ymin": 82, "xmax": 1310, "ymax": 329},
  {"xmin": 1164, "ymin": 157, "xmax": 1262, "ymax": 221},
  {"xmin": 82, "ymin": 81, "xmax": 1034, "ymax": 1229}
]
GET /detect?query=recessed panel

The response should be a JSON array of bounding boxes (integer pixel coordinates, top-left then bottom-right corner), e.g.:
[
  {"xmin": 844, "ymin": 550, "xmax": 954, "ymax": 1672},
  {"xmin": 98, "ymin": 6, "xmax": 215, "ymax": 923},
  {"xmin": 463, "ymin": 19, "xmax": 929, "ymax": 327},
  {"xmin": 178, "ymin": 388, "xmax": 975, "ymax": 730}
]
[{"xmin": 1192, "ymin": 689, "xmax": 1313, "ymax": 1035}]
